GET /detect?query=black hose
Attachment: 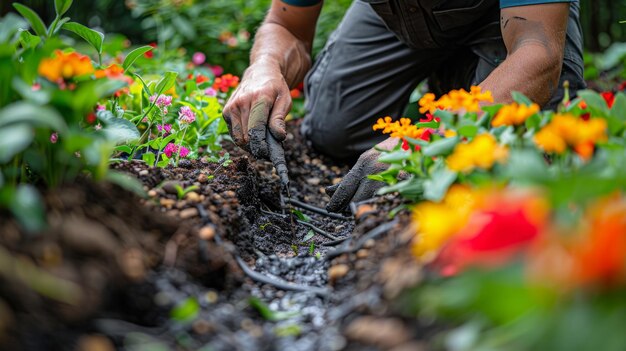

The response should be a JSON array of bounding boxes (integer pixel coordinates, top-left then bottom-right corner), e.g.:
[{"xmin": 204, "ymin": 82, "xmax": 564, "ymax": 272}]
[
  {"xmin": 286, "ymin": 198, "xmax": 352, "ymax": 221},
  {"xmin": 324, "ymin": 220, "xmax": 398, "ymax": 261},
  {"xmin": 235, "ymin": 256, "xmax": 330, "ymax": 297},
  {"xmin": 296, "ymin": 219, "xmax": 339, "ymax": 241}
]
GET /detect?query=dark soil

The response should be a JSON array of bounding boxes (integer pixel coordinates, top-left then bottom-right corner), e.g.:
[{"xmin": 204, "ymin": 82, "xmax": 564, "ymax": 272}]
[{"xmin": 0, "ymin": 120, "xmax": 434, "ymax": 351}]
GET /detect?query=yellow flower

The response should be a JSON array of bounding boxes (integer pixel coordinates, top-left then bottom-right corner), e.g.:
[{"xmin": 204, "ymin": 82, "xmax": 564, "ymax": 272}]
[
  {"xmin": 491, "ymin": 102, "xmax": 540, "ymax": 127},
  {"xmin": 412, "ymin": 185, "xmax": 476, "ymax": 260},
  {"xmin": 447, "ymin": 134, "xmax": 508, "ymax": 173},
  {"xmin": 533, "ymin": 114, "xmax": 607, "ymax": 160},
  {"xmin": 373, "ymin": 116, "xmax": 395, "ymax": 134},
  {"xmin": 38, "ymin": 50, "xmax": 95, "ymax": 82}
]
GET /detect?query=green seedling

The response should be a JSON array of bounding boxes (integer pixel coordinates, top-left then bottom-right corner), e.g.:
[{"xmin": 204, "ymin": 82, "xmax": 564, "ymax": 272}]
[
  {"xmin": 291, "ymin": 245, "xmax": 299, "ymax": 256},
  {"xmin": 315, "ymin": 252, "xmax": 322, "ymax": 260},
  {"xmin": 291, "ymin": 209, "xmax": 311, "ymax": 222},
  {"xmin": 248, "ymin": 297, "xmax": 299, "ymax": 322},
  {"xmin": 274, "ymin": 324, "xmax": 302, "ymax": 337},
  {"xmin": 301, "ymin": 230, "xmax": 315, "ymax": 243},
  {"xmin": 259, "ymin": 222, "xmax": 272, "ymax": 231},
  {"xmin": 309, "ymin": 242, "xmax": 315, "ymax": 255},
  {"xmin": 175, "ymin": 184, "xmax": 200, "ymax": 200},
  {"xmin": 170, "ymin": 297, "xmax": 199, "ymax": 323}
]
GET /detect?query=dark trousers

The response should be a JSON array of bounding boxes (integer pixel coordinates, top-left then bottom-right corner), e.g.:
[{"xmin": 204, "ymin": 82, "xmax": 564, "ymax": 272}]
[{"xmin": 301, "ymin": 0, "xmax": 585, "ymax": 160}]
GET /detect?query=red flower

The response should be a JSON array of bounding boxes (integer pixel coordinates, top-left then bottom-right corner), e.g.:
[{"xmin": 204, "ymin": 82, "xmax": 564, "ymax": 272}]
[
  {"xmin": 144, "ymin": 43, "xmax": 157, "ymax": 59},
  {"xmin": 85, "ymin": 112, "xmax": 97, "ymax": 124},
  {"xmin": 601, "ymin": 91, "xmax": 615, "ymax": 108},
  {"xmin": 419, "ymin": 113, "xmax": 440, "ymax": 123},
  {"xmin": 436, "ymin": 191, "xmax": 547, "ymax": 275}
]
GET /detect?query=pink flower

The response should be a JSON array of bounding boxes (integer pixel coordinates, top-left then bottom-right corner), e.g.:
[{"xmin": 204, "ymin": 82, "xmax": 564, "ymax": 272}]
[
  {"xmin": 149, "ymin": 94, "xmax": 173, "ymax": 108},
  {"xmin": 178, "ymin": 106, "xmax": 196, "ymax": 124},
  {"xmin": 157, "ymin": 124, "xmax": 172, "ymax": 136},
  {"xmin": 50, "ymin": 132, "xmax": 58, "ymax": 144},
  {"xmin": 205, "ymin": 87, "xmax": 217, "ymax": 97},
  {"xmin": 210, "ymin": 65, "xmax": 223, "ymax": 77},
  {"xmin": 179, "ymin": 146, "xmax": 190, "ymax": 158},
  {"xmin": 32, "ymin": 83, "xmax": 41, "ymax": 91},
  {"xmin": 192, "ymin": 52, "xmax": 206, "ymax": 66},
  {"xmin": 95, "ymin": 123, "xmax": 102, "ymax": 130},
  {"xmin": 96, "ymin": 104, "xmax": 106, "ymax": 111},
  {"xmin": 163, "ymin": 143, "xmax": 190, "ymax": 158}
]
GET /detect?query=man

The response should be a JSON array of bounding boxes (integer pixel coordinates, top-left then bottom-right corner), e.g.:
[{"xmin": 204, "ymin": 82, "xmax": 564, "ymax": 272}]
[{"xmin": 222, "ymin": 0, "xmax": 584, "ymax": 212}]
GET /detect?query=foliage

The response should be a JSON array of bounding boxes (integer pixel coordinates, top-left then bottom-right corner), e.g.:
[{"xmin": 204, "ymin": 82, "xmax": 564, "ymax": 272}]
[
  {"xmin": 0, "ymin": 1, "xmax": 238, "ymax": 232},
  {"xmin": 370, "ymin": 84, "xmax": 626, "ymax": 350}
]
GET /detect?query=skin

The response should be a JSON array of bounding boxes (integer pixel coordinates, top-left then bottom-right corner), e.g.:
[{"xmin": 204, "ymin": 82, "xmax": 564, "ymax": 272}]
[{"xmin": 224, "ymin": 1, "xmax": 571, "ymax": 211}]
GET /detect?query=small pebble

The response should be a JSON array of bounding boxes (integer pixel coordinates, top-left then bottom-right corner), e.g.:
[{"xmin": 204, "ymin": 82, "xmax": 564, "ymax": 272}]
[
  {"xmin": 139, "ymin": 169, "xmax": 149, "ymax": 176},
  {"xmin": 160, "ymin": 198, "xmax": 176, "ymax": 208},
  {"xmin": 192, "ymin": 319, "xmax": 213, "ymax": 335},
  {"xmin": 198, "ymin": 226, "xmax": 215, "ymax": 240},
  {"xmin": 356, "ymin": 249, "xmax": 369, "ymax": 259},
  {"xmin": 205, "ymin": 290, "xmax": 219, "ymax": 304},
  {"xmin": 307, "ymin": 177, "xmax": 321, "ymax": 186},
  {"xmin": 332, "ymin": 178, "xmax": 342, "ymax": 185},
  {"xmin": 328, "ymin": 264, "xmax": 349, "ymax": 284},
  {"xmin": 148, "ymin": 190, "xmax": 157, "ymax": 197},
  {"xmin": 75, "ymin": 334, "xmax": 114, "ymax": 351},
  {"xmin": 162, "ymin": 181, "xmax": 182, "ymax": 195},
  {"xmin": 198, "ymin": 173, "xmax": 209, "ymax": 183},
  {"xmin": 355, "ymin": 204, "xmax": 375, "ymax": 220},
  {"xmin": 223, "ymin": 190, "xmax": 236, "ymax": 198},
  {"xmin": 179, "ymin": 207, "xmax": 198, "ymax": 219},
  {"xmin": 185, "ymin": 191, "xmax": 201, "ymax": 203},
  {"xmin": 363, "ymin": 239, "xmax": 376, "ymax": 249}
]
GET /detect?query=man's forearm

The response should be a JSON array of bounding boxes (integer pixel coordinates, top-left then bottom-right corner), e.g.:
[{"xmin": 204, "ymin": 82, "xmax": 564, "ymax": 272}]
[
  {"xmin": 480, "ymin": 46, "xmax": 562, "ymax": 107},
  {"xmin": 250, "ymin": 22, "xmax": 312, "ymax": 88}
]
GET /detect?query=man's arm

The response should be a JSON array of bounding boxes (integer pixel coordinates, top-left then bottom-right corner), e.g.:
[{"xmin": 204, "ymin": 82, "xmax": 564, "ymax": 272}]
[
  {"xmin": 223, "ymin": 1, "xmax": 322, "ymax": 158},
  {"xmin": 480, "ymin": 3, "xmax": 570, "ymax": 107}
]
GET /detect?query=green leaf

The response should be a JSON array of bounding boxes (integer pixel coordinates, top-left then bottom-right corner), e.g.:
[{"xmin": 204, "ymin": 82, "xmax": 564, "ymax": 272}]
[
  {"xmin": 424, "ymin": 167, "xmax": 457, "ymax": 202},
  {"xmin": 577, "ymin": 90, "xmax": 610, "ymax": 117},
  {"xmin": 105, "ymin": 171, "xmax": 147, "ymax": 198},
  {"xmin": 123, "ymin": 45, "xmax": 154, "ymax": 71},
  {"xmin": 0, "ymin": 102, "xmax": 67, "ymax": 133},
  {"xmin": 102, "ymin": 117, "xmax": 140, "ymax": 143},
  {"xmin": 416, "ymin": 120, "xmax": 439, "ymax": 129},
  {"xmin": 511, "ymin": 91, "xmax": 533, "ymax": 106},
  {"xmin": 291, "ymin": 209, "xmax": 311, "ymax": 222},
  {"xmin": 248, "ymin": 297, "xmax": 299, "ymax": 322},
  {"xmin": 54, "ymin": 0, "xmax": 73, "ymax": 17},
  {"xmin": 170, "ymin": 297, "xmax": 199, "ymax": 323},
  {"xmin": 114, "ymin": 145, "xmax": 132, "ymax": 154},
  {"xmin": 12, "ymin": 3, "xmax": 47, "ymax": 38},
  {"xmin": 301, "ymin": 230, "xmax": 315, "ymax": 243},
  {"xmin": 154, "ymin": 71, "xmax": 178, "ymax": 96},
  {"xmin": 0, "ymin": 124, "xmax": 33, "ymax": 163},
  {"xmin": 610, "ymin": 92, "xmax": 626, "ymax": 121},
  {"xmin": 422, "ymin": 136, "xmax": 459, "ymax": 157},
  {"xmin": 18, "ymin": 30, "xmax": 41, "ymax": 49},
  {"xmin": 11, "ymin": 184, "xmax": 46, "ymax": 233},
  {"xmin": 62, "ymin": 22, "xmax": 104, "ymax": 54},
  {"xmin": 434, "ymin": 109, "xmax": 454, "ymax": 125},
  {"xmin": 142, "ymin": 152, "xmax": 155, "ymax": 166},
  {"xmin": 378, "ymin": 149, "xmax": 411, "ymax": 163},
  {"xmin": 378, "ymin": 177, "xmax": 424, "ymax": 200},
  {"xmin": 457, "ymin": 125, "xmax": 478, "ymax": 138}
]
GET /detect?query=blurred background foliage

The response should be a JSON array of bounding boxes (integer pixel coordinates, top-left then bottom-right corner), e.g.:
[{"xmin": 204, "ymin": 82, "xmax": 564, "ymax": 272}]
[
  {"xmin": 1, "ymin": 0, "xmax": 353, "ymax": 75},
  {"xmin": 1, "ymin": 1, "xmax": 625, "ymax": 81}
]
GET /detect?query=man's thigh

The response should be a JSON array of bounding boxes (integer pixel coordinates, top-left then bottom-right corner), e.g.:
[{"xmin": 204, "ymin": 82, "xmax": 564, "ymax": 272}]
[{"xmin": 302, "ymin": 0, "xmax": 445, "ymax": 160}]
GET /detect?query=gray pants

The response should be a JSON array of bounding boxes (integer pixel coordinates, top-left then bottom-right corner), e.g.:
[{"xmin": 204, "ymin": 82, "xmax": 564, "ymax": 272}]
[{"xmin": 301, "ymin": 0, "xmax": 585, "ymax": 161}]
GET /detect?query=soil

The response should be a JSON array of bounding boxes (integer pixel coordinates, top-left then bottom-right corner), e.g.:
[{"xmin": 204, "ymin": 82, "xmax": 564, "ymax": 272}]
[{"xmin": 0, "ymin": 119, "xmax": 433, "ymax": 351}]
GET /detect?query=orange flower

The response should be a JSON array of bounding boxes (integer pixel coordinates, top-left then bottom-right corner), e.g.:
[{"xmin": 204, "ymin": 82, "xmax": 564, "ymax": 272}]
[
  {"xmin": 491, "ymin": 102, "xmax": 540, "ymax": 127},
  {"xmin": 373, "ymin": 117, "xmax": 429, "ymax": 140},
  {"xmin": 533, "ymin": 114, "xmax": 607, "ymax": 160},
  {"xmin": 38, "ymin": 50, "xmax": 95, "ymax": 82},
  {"xmin": 446, "ymin": 134, "xmax": 508, "ymax": 173},
  {"xmin": 213, "ymin": 73, "xmax": 239, "ymax": 93},
  {"xmin": 417, "ymin": 86, "xmax": 494, "ymax": 114}
]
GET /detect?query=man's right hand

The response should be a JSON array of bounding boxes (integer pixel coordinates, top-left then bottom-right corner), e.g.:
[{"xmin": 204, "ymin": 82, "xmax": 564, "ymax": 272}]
[{"xmin": 222, "ymin": 60, "xmax": 292, "ymax": 160}]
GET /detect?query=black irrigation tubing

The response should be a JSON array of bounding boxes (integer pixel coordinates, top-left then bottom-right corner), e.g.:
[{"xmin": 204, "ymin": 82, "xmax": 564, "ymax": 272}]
[
  {"xmin": 296, "ymin": 219, "xmax": 339, "ymax": 241},
  {"xmin": 260, "ymin": 208, "xmax": 340, "ymax": 241},
  {"xmin": 285, "ymin": 197, "xmax": 353, "ymax": 221},
  {"xmin": 235, "ymin": 256, "xmax": 330, "ymax": 297},
  {"xmin": 321, "ymin": 236, "xmax": 351, "ymax": 247},
  {"xmin": 324, "ymin": 220, "xmax": 399, "ymax": 261}
]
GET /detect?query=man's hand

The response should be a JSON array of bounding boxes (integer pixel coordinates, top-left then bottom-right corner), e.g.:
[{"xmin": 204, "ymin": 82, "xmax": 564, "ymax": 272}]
[
  {"xmin": 222, "ymin": 1, "xmax": 321, "ymax": 159},
  {"xmin": 223, "ymin": 61, "xmax": 291, "ymax": 159},
  {"xmin": 326, "ymin": 137, "xmax": 399, "ymax": 212}
]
